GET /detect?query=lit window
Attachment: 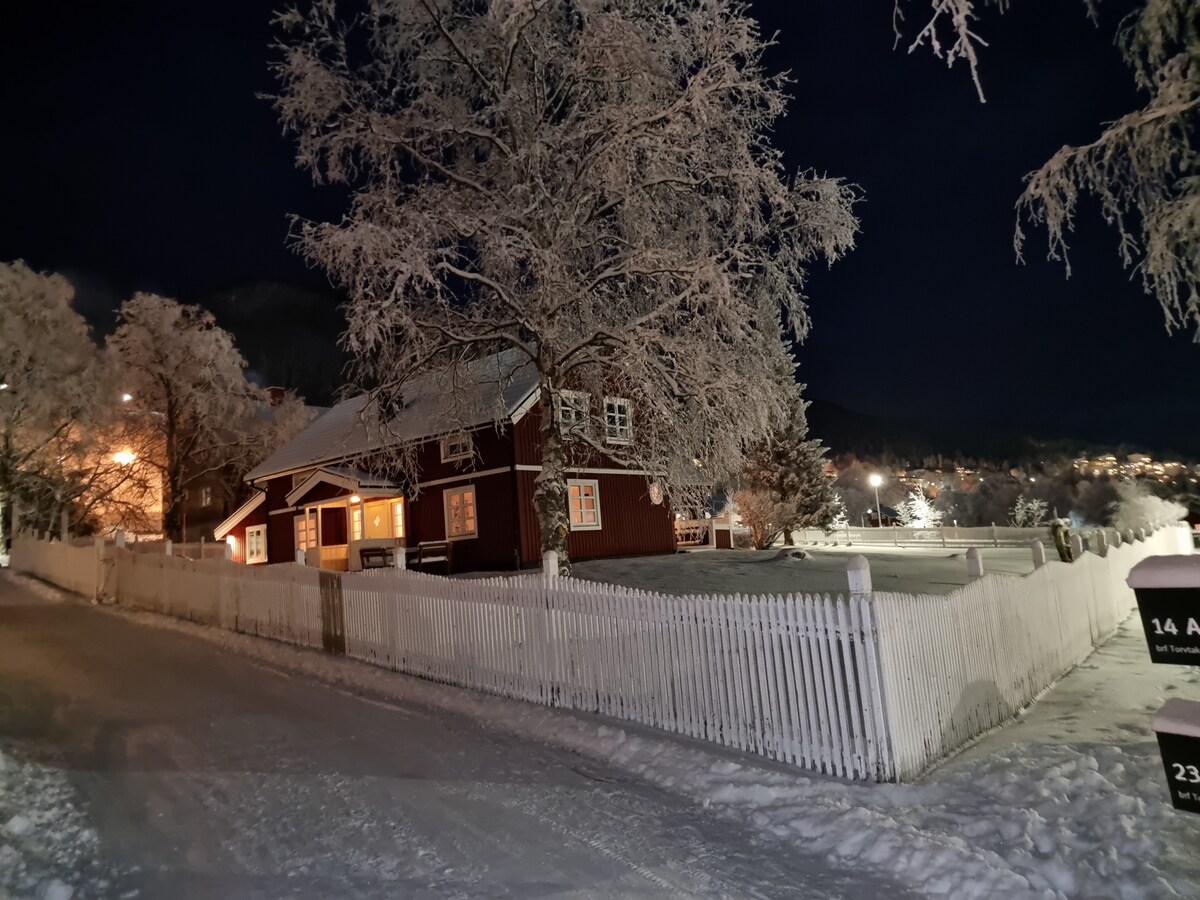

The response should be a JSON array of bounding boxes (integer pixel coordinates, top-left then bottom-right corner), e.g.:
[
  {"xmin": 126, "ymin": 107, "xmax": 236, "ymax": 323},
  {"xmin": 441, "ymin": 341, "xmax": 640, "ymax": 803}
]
[
  {"xmin": 351, "ymin": 506, "xmax": 363, "ymax": 541},
  {"xmin": 391, "ymin": 499, "xmax": 405, "ymax": 538},
  {"xmin": 556, "ymin": 390, "xmax": 589, "ymax": 431},
  {"xmin": 444, "ymin": 486, "xmax": 477, "ymax": 539},
  {"xmin": 568, "ymin": 479, "xmax": 602, "ymax": 531},
  {"xmin": 440, "ymin": 432, "xmax": 473, "ymax": 463},
  {"xmin": 604, "ymin": 397, "xmax": 632, "ymax": 443},
  {"xmin": 200, "ymin": 486, "xmax": 213, "ymax": 507},
  {"xmin": 246, "ymin": 524, "xmax": 268, "ymax": 564},
  {"xmin": 294, "ymin": 511, "xmax": 317, "ymax": 551}
]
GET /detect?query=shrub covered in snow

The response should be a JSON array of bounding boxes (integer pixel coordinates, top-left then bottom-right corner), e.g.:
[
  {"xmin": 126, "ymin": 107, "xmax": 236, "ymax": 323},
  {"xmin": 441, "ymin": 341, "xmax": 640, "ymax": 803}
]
[{"xmin": 1109, "ymin": 480, "xmax": 1187, "ymax": 534}]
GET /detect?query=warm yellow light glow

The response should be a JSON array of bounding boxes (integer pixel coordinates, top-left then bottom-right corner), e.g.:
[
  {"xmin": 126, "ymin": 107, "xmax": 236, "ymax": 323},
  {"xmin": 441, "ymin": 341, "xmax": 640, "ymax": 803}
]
[
  {"xmin": 121, "ymin": 392, "xmax": 133, "ymax": 402},
  {"xmin": 350, "ymin": 494, "xmax": 362, "ymax": 503},
  {"xmin": 226, "ymin": 535, "xmax": 236, "ymax": 546},
  {"xmin": 113, "ymin": 450, "xmax": 137, "ymax": 466},
  {"xmin": 869, "ymin": 473, "xmax": 883, "ymax": 487}
]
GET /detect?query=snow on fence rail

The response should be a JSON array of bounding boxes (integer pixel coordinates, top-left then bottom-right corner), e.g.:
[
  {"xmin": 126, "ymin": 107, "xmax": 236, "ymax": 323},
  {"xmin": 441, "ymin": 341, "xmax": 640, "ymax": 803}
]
[
  {"xmin": 10, "ymin": 525, "xmax": 1190, "ymax": 782},
  {"xmin": 797, "ymin": 523, "xmax": 1082, "ymax": 548}
]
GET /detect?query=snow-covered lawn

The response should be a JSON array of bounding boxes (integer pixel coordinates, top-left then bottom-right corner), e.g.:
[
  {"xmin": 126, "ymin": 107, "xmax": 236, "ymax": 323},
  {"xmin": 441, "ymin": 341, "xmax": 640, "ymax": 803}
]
[{"xmin": 570, "ymin": 545, "xmax": 1037, "ymax": 597}]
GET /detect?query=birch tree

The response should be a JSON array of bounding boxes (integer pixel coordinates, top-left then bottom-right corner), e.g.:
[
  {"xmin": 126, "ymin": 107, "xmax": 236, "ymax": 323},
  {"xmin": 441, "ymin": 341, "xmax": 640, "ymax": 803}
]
[
  {"xmin": 271, "ymin": 0, "xmax": 859, "ymax": 569},
  {"xmin": 897, "ymin": 1, "xmax": 1200, "ymax": 333},
  {"xmin": 108, "ymin": 294, "xmax": 273, "ymax": 541}
]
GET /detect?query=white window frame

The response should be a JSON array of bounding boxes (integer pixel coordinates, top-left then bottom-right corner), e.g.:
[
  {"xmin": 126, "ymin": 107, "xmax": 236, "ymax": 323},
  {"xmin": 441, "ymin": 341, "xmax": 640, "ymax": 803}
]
[
  {"xmin": 443, "ymin": 485, "xmax": 478, "ymax": 540},
  {"xmin": 245, "ymin": 524, "xmax": 268, "ymax": 564},
  {"xmin": 604, "ymin": 396, "xmax": 632, "ymax": 444},
  {"xmin": 391, "ymin": 499, "xmax": 406, "ymax": 539},
  {"xmin": 200, "ymin": 485, "xmax": 213, "ymax": 507},
  {"xmin": 440, "ymin": 432, "xmax": 473, "ymax": 463},
  {"xmin": 350, "ymin": 506, "xmax": 364, "ymax": 541},
  {"xmin": 568, "ymin": 479, "xmax": 602, "ymax": 531},
  {"xmin": 294, "ymin": 511, "xmax": 317, "ymax": 551},
  {"xmin": 556, "ymin": 390, "xmax": 590, "ymax": 431}
]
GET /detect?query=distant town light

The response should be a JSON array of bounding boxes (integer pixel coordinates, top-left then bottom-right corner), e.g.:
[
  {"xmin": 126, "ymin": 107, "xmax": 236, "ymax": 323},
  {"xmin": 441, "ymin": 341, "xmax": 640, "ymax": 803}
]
[
  {"xmin": 113, "ymin": 450, "xmax": 136, "ymax": 465},
  {"xmin": 0, "ymin": 383, "xmax": 7, "ymax": 390},
  {"xmin": 121, "ymin": 393, "xmax": 133, "ymax": 402}
]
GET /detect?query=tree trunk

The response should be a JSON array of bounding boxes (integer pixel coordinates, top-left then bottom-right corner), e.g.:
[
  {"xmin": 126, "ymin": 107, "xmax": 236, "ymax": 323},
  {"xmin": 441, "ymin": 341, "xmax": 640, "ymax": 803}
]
[{"xmin": 532, "ymin": 385, "xmax": 571, "ymax": 575}]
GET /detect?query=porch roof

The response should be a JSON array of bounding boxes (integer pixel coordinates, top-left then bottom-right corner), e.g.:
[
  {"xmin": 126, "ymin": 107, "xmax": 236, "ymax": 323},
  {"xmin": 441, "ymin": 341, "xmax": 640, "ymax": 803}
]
[
  {"xmin": 246, "ymin": 349, "xmax": 538, "ymax": 483},
  {"xmin": 286, "ymin": 465, "xmax": 404, "ymax": 507}
]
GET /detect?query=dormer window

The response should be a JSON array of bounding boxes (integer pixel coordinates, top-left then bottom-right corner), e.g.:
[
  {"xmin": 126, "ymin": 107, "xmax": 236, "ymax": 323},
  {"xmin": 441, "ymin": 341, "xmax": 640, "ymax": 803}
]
[
  {"xmin": 604, "ymin": 397, "xmax": 632, "ymax": 443},
  {"xmin": 556, "ymin": 390, "xmax": 590, "ymax": 431},
  {"xmin": 440, "ymin": 432, "xmax": 473, "ymax": 463}
]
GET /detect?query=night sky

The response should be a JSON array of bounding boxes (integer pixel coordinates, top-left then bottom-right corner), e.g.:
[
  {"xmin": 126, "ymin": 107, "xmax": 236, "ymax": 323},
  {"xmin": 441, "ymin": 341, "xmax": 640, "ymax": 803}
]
[{"xmin": 1, "ymin": 1, "xmax": 1195, "ymax": 450}]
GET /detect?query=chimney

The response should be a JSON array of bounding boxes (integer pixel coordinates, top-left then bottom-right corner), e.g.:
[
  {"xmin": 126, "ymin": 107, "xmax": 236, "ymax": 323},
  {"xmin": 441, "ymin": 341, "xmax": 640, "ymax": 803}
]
[{"xmin": 267, "ymin": 386, "xmax": 286, "ymax": 407}]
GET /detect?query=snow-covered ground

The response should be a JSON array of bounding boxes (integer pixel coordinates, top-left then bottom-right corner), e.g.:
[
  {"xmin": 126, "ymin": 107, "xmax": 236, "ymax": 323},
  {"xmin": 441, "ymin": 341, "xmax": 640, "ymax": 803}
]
[
  {"xmin": 570, "ymin": 545, "xmax": 1037, "ymax": 596},
  {"xmin": 7, "ymin": 570, "xmax": 1199, "ymax": 898},
  {"xmin": 0, "ymin": 740, "xmax": 119, "ymax": 900}
]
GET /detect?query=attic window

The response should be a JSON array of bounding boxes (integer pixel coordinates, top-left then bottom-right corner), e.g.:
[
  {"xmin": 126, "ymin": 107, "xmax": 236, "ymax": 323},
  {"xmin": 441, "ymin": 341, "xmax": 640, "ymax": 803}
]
[
  {"xmin": 556, "ymin": 390, "xmax": 589, "ymax": 431},
  {"xmin": 604, "ymin": 397, "xmax": 632, "ymax": 444},
  {"xmin": 440, "ymin": 432, "xmax": 473, "ymax": 463}
]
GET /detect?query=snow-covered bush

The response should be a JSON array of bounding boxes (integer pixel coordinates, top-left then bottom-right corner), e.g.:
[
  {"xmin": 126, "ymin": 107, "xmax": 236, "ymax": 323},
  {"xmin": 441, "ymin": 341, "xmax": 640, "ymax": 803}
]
[
  {"xmin": 1009, "ymin": 496, "xmax": 1049, "ymax": 528},
  {"xmin": 896, "ymin": 491, "xmax": 943, "ymax": 528},
  {"xmin": 1109, "ymin": 481, "xmax": 1187, "ymax": 534}
]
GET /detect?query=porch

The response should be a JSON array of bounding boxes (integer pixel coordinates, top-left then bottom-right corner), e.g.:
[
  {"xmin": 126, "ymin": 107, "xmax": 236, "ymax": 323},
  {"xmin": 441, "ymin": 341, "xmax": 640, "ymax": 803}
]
[{"xmin": 297, "ymin": 492, "xmax": 407, "ymax": 572}]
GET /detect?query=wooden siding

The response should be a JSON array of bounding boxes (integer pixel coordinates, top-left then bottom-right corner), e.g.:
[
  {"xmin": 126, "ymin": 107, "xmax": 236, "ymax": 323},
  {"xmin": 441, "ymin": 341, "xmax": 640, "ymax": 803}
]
[
  {"xmin": 222, "ymin": 502, "xmax": 268, "ymax": 564},
  {"xmin": 515, "ymin": 470, "xmax": 675, "ymax": 563},
  {"xmin": 409, "ymin": 471, "xmax": 521, "ymax": 571},
  {"xmin": 413, "ymin": 422, "xmax": 516, "ymax": 484}
]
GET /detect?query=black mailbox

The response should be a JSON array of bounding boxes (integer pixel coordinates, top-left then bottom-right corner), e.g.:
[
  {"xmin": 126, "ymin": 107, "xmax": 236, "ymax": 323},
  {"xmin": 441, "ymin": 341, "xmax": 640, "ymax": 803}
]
[
  {"xmin": 1127, "ymin": 556, "xmax": 1200, "ymax": 666},
  {"xmin": 1153, "ymin": 698, "xmax": 1200, "ymax": 815}
]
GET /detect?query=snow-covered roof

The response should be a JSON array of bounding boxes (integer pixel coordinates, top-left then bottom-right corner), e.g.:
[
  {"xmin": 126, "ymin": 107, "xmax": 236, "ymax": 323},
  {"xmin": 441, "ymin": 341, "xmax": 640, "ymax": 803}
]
[{"xmin": 245, "ymin": 350, "xmax": 538, "ymax": 482}]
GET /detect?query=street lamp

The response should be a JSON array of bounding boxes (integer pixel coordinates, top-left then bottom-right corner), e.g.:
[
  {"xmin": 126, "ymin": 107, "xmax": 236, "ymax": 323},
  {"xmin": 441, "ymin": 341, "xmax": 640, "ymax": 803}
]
[{"xmin": 869, "ymin": 473, "xmax": 884, "ymax": 526}]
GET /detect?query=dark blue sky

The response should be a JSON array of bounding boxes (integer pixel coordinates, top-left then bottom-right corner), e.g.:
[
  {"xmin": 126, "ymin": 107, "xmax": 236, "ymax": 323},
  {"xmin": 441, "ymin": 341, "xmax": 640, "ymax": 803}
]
[{"xmin": 1, "ymin": 1, "xmax": 1194, "ymax": 447}]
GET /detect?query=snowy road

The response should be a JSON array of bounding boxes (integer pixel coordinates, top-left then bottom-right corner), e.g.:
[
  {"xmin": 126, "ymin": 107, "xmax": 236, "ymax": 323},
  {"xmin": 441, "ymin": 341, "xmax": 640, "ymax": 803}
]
[{"xmin": 0, "ymin": 577, "xmax": 907, "ymax": 899}]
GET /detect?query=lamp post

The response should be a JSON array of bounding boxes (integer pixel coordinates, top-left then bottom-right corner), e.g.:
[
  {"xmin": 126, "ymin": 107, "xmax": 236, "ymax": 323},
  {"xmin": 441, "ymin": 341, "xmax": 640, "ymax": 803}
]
[{"xmin": 869, "ymin": 473, "xmax": 884, "ymax": 527}]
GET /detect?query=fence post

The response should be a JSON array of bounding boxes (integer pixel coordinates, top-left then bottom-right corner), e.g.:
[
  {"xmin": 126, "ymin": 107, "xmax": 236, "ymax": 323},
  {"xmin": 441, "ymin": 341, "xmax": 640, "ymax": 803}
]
[
  {"xmin": 991, "ymin": 522, "xmax": 999, "ymax": 547},
  {"xmin": 59, "ymin": 508, "xmax": 68, "ymax": 542},
  {"xmin": 1097, "ymin": 530, "xmax": 1109, "ymax": 557},
  {"xmin": 1031, "ymin": 540, "xmax": 1046, "ymax": 569},
  {"xmin": 295, "ymin": 549, "xmax": 305, "ymax": 565},
  {"xmin": 1125, "ymin": 529, "xmax": 1135, "ymax": 545},
  {"xmin": 966, "ymin": 547, "xmax": 984, "ymax": 579},
  {"xmin": 846, "ymin": 554, "xmax": 872, "ymax": 595},
  {"xmin": 941, "ymin": 525, "xmax": 947, "ymax": 548},
  {"xmin": 845, "ymin": 521, "xmax": 852, "ymax": 546},
  {"xmin": 224, "ymin": 541, "xmax": 233, "ymax": 561},
  {"xmin": 94, "ymin": 535, "xmax": 105, "ymax": 602},
  {"xmin": 164, "ymin": 540, "xmax": 173, "ymax": 557},
  {"xmin": 1112, "ymin": 530, "xmax": 1123, "ymax": 548},
  {"xmin": 115, "ymin": 530, "xmax": 126, "ymax": 549},
  {"xmin": 1138, "ymin": 528, "xmax": 1147, "ymax": 542},
  {"xmin": 393, "ymin": 545, "xmax": 407, "ymax": 569},
  {"xmin": 1069, "ymin": 533, "xmax": 1084, "ymax": 560},
  {"xmin": 542, "ymin": 550, "xmax": 559, "ymax": 578},
  {"xmin": 708, "ymin": 517, "xmax": 718, "ymax": 547}
]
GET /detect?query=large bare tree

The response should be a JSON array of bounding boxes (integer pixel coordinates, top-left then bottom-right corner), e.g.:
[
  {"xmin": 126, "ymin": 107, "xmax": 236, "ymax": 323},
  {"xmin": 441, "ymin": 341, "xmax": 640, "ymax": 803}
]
[
  {"xmin": 271, "ymin": 0, "xmax": 858, "ymax": 569},
  {"xmin": 897, "ymin": 0, "xmax": 1199, "ymax": 333}
]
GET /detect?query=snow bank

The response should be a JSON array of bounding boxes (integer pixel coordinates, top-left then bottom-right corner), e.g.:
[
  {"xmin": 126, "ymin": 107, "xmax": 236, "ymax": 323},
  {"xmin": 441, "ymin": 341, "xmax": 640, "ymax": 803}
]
[{"xmin": 18, "ymin": 573, "xmax": 1200, "ymax": 899}]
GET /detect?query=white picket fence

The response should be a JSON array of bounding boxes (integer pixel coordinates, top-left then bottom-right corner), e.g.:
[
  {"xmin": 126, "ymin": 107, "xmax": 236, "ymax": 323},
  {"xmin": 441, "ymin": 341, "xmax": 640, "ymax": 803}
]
[
  {"xmin": 797, "ymin": 523, "xmax": 1074, "ymax": 548},
  {"xmin": 10, "ymin": 524, "xmax": 1190, "ymax": 782}
]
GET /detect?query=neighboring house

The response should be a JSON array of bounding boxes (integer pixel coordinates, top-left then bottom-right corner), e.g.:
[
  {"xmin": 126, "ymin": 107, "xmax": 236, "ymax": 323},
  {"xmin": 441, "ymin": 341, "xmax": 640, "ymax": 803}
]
[{"xmin": 214, "ymin": 351, "xmax": 675, "ymax": 572}]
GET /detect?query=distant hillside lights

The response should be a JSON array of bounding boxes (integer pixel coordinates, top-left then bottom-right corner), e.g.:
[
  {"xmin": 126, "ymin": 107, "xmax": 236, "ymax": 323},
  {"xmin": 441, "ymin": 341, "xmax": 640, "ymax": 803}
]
[{"xmin": 1073, "ymin": 453, "xmax": 1190, "ymax": 483}]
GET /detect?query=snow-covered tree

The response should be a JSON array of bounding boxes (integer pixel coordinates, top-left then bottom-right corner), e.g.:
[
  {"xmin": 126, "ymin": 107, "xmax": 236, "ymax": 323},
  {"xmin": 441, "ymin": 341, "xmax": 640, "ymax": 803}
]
[
  {"xmin": 1009, "ymin": 495, "xmax": 1049, "ymax": 528},
  {"xmin": 896, "ymin": 490, "xmax": 944, "ymax": 528},
  {"xmin": 0, "ymin": 261, "xmax": 142, "ymax": 538},
  {"xmin": 271, "ymin": 0, "xmax": 859, "ymax": 570},
  {"xmin": 108, "ymin": 294, "xmax": 275, "ymax": 541},
  {"xmin": 897, "ymin": 1, "xmax": 1200, "ymax": 333},
  {"xmin": 734, "ymin": 404, "xmax": 839, "ymax": 548},
  {"xmin": 1109, "ymin": 480, "xmax": 1187, "ymax": 534}
]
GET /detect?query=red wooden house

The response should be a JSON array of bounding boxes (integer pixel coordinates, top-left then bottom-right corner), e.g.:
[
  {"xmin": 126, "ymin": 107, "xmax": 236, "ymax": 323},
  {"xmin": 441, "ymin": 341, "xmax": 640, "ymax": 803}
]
[{"xmin": 214, "ymin": 351, "xmax": 677, "ymax": 572}]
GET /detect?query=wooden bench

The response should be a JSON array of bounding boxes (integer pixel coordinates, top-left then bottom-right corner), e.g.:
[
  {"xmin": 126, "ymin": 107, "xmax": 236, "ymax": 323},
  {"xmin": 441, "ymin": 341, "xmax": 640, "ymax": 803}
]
[
  {"xmin": 358, "ymin": 546, "xmax": 394, "ymax": 569},
  {"xmin": 406, "ymin": 540, "xmax": 453, "ymax": 575}
]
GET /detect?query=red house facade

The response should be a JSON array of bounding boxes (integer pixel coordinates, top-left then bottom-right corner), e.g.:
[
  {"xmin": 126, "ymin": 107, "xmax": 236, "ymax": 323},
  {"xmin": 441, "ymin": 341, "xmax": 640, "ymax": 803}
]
[{"xmin": 214, "ymin": 352, "xmax": 677, "ymax": 572}]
